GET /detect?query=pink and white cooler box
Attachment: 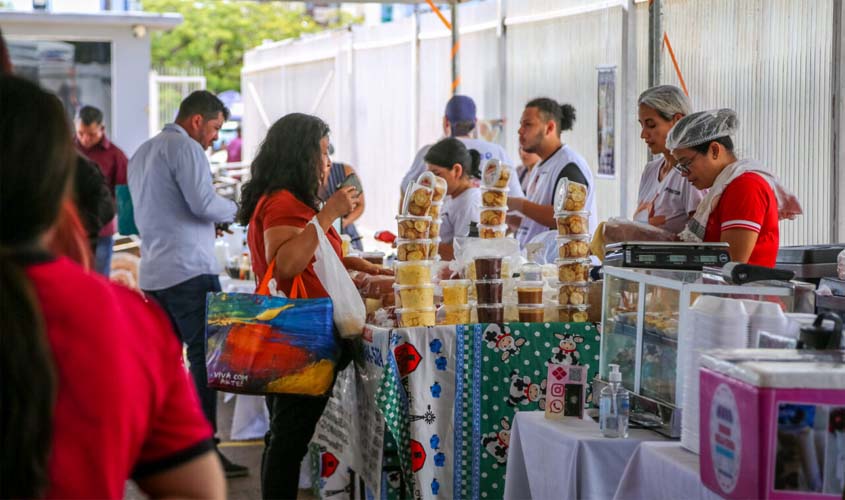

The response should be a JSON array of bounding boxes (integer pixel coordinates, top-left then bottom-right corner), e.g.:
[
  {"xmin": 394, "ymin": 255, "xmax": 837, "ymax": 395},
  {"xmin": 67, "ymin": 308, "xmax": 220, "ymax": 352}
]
[{"xmin": 698, "ymin": 349, "xmax": 845, "ymax": 499}]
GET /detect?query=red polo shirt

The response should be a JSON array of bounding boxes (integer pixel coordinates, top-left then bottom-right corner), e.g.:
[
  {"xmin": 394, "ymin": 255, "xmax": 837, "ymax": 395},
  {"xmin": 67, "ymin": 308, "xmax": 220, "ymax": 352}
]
[
  {"xmin": 26, "ymin": 257, "xmax": 213, "ymax": 498},
  {"xmin": 75, "ymin": 134, "xmax": 128, "ymax": 237},
  {"xmin": 248, "ymin": 189, "xmax": 342, "ymax": 298},
  {"xmin": 704, "ymin": 172, "xmax": 779, "ymax": 267}
]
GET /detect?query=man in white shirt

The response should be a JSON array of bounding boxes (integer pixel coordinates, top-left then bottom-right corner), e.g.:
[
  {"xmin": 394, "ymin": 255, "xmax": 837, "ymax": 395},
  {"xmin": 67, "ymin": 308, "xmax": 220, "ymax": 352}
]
[
  {"xmin": 400, "ymin": 95, "xmax": 525, "ymax": 198},
  {"xmin": 508, "ymin": 98, "xmax": 598, "ymax": 248}
]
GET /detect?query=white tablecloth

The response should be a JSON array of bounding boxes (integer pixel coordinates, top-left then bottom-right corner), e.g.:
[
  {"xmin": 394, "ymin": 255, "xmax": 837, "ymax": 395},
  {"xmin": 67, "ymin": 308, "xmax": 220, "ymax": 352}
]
[
  {"xmin": 504, "ymin": 412, "xmax": 669, "ymax": 500},
  {"xmin": 613, "ymin": 442, "xmax": 722, "ymax": 500}
]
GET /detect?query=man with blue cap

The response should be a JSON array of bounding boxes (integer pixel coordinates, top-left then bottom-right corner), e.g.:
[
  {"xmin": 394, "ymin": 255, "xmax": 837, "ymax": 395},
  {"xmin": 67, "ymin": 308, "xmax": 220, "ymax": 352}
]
[{"xmin": 400, "ymin": 95, "xmax": 525, "ymax": 197}]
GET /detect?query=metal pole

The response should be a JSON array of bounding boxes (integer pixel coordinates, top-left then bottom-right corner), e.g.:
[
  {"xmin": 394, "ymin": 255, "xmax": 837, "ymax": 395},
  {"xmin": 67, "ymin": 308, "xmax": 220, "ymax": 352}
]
[
  {"xmin": 833, "ymin": 0, "xmax": 843, "ymax": 241},
  {"xmin": 451, "ymin": 0, "xmax": 460, "ymax": 95},
  {"xmin": 648, "ymin": 0, "xmax": 662, "ymax": 87},
  {"xmin": 497, "ymin": 0, "xmax": 507, "ymax": 145}
]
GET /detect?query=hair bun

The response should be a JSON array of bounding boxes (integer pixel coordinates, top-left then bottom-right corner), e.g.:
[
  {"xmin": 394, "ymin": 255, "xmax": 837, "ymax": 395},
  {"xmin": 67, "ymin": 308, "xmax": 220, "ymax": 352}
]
[{"xmin": 560, "ymin": 104, "xmax": 576, "ymax": 131}]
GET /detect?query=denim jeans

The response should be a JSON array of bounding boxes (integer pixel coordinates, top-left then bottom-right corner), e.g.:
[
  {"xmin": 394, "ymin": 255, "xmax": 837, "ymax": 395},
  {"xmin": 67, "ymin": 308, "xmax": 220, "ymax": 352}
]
[
  {"xmin": 94, "ymin": 235, "xmax": 114, "ymax": 276},
  {"xmin": 144, "ymin": 274, "xmax": 221, "ymax": 433},
  {"xmin": 261, "ymin": 394, "xmax": 329, "ymax": 499}
]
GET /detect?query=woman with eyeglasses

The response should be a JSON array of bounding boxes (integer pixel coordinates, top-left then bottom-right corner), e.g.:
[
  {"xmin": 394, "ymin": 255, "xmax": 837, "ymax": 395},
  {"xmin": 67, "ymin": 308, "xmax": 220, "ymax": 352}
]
[
  {"xmin": 666, "ymin": 109, "xmax": 802, "ymax": 266},
  {"xmin": 634, "ymin": 85, "xmax": 705, "ymax": 233}
]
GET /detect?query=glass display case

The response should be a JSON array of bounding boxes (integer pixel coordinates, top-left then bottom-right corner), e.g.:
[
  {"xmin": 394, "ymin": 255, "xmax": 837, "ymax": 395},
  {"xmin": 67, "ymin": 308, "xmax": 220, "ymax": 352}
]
[{"xmin": 598, "ymin": 267, "xmax": 796, "ymax": 436}]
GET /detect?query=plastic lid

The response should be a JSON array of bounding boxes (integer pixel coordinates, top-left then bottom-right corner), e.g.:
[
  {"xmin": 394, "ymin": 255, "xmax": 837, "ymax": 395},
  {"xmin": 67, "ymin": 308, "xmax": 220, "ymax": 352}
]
[
  {"xmin": 480, "ymin": 186, "xmax": 510, "ymax": 193},
  {"xmin": 396, "ymin": 238, "xmax": 433, "ymax": 245},
  {"xmin": 609, "ymin": 363, "xmax": 622, "ymax": 383},
  {"xmin": 555, "ymin": 258, "xmax": 593, "ymax": 265},
  {"xmin": 478, "ymin": 206, "xmax": 508, "ymax": 211},
  {"xmin": 517, "ymin": 304, "xmax": 545, "ymax": 310},
  {"xmin": 393, "ymin": 259, "xmax": 435, "ymax": 268},
  {"xmin": 554, "ymin": 211, "xmax": 590, "ymax": 217},
  {"xmin": 515, "ymin": 280, "xmax": 545, "ymax": 289},
  {"xmin": 396, "ymin": 307, "xmax": 436, "ymax": 313},
  {"xmin": 478, "ymin": 223, "xmax": 508, "ymax": 230},
  {"xmin": 474, "ymin": 278, "xmax": 504, "ymax": 285},
  {"xmin": 441, "ymin": 279, "xmax": 472, "ymax": 287},
  {"xmin": 475, "ymin": 255, "xmax": 503, "ymax": 260},
  {"xmin": 557, "ymin": 304, "xmax": 589, "ymax": 311},
  {"xmin": 556, "ymin": 235, "xmax": 590, "ymax": 242},
  {"xmin": 431, "ymin": 201, "xmax": 444, "ymax": 207},
  {"xmin": 396, "ymin": 214, "xmax": 432, "ymax": 221},
  {"xmin": 476, "ymin": 303, "xmax": 505, "ymax": 309},
  {"xmin": 393, "ymin": 283, "xmax": 435, "ymax": 290},
  {"xmin": 441, "ymin": 304, "xmax": 471, "ymax": 311}
]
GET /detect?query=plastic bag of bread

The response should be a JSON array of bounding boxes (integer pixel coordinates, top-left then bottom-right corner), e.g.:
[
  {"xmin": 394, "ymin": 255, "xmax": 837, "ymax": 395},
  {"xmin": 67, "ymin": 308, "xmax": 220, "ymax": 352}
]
[
  {"xmin": 402, "ymin": 181, "xmax": 433, "ymax": 216},
  {"xmin": 591, "ymin": 217, "xmax": 677, "ymax": 261},
  {"xmin": 111, "ymin": 252, "xmax": 140, "ymax": 285}
]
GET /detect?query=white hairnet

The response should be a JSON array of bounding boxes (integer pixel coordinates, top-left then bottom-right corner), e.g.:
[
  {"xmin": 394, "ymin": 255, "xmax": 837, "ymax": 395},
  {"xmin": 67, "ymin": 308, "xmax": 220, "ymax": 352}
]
[
  {"xmin": 666, "ymin": 108, "xmax": 739, "ymax": 152},
  {"xmin": 637, "ymin": 85, "xmax": 692, "ymax": 120}
]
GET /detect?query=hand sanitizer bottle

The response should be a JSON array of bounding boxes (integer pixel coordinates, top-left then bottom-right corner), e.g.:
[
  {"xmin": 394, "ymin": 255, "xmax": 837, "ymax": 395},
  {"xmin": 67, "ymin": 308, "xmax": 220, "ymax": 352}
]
[{"xmin": 600, "ymin": 364, "xmax": 630, "ymax": 438}]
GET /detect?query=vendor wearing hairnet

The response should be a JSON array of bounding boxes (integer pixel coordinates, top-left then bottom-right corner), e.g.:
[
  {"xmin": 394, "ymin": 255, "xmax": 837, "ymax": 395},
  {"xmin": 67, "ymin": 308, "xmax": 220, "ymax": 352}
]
[
  {"xmin": 666, "ymin": 109, "xmax": 802, "ymax": 267},
  {"xmin": 634, "ymin": 86, "xmax": 706, "ymax": 233}
]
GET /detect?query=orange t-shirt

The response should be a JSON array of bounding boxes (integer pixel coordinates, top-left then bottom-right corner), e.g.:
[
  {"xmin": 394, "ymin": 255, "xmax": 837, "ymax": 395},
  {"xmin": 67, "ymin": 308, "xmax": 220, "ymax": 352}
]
[{"xmin": 248, "ymin": 190, "xmax": 342, "ymax": 298}]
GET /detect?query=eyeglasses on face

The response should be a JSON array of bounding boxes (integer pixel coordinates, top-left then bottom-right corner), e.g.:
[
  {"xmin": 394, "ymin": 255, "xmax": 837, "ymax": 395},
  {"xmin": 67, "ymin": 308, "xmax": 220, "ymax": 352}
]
[{"xmin": 673, "ymin": 151, "xmax": 700, "ymax": 174}]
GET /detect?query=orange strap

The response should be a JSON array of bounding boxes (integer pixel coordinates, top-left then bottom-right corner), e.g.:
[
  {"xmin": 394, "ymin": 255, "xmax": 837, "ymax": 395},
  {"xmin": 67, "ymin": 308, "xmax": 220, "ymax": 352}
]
[{"xmin": 255, "ymin": 259, "xmax": 308, "ymax": 299}]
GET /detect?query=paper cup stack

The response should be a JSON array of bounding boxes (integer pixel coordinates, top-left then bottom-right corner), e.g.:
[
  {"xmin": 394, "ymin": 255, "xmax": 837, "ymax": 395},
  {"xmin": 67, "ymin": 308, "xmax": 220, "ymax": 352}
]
[
  {"xmin": 679, "ymin": 296, "xmax": 750, "ymax": 454},
  {"xmin": 553, "ymin": 180, "xmax": 592, "ymax": 322},
  {"xmin": 479, "ymin": 160, "xmax": 510, "ymax": 239},
  {"xmin": 395, "ymin": 177, "xmax": 437, "ymax": 327}
]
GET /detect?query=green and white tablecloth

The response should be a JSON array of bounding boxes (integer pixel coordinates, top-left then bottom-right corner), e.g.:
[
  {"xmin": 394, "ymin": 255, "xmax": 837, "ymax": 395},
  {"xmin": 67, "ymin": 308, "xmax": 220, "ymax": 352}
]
[{"xmin": 312, "ymin": 322, "xmax": 600, "ymax": 500}]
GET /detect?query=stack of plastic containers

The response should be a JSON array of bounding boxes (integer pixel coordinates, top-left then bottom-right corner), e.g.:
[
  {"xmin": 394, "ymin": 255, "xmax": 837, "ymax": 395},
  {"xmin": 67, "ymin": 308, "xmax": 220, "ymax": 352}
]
[
  {"xmin": 395, "ymin": 178, "xmax": 436, "ymax": 327},
  {"xmin": 554, "ymin": 180, "xmax": 592, "ymax": 323},
  {"xmin": 474, "ymin": 256, "xmax": 504, "ymax": 323},
  {"xmin": 439, "ymin": 279, "xmax": 472, "ymax": 325},
  {"xmin": 418, "ymin": 172, "xmax": 446, "ymax": 260},
  {"xmin": 479, "ymin": 159, "xmax": 510, "ymax": 239}
]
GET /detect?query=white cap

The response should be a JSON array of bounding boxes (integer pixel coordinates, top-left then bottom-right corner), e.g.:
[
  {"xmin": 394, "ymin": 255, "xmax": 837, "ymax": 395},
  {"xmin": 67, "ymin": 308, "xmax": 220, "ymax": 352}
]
[{"xmin": 608, "ymin": 364, "xmax": 622, "ymax": 383}]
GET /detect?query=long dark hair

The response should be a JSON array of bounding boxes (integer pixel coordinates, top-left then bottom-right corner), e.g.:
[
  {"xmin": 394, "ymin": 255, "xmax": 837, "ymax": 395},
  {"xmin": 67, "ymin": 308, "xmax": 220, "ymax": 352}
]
[
  {"xmin": 424, "ymin": 138, "xmax": 481, "ymax": 179},
  {"xmin": 237, "ymin": 113, "xmax": 330, "ymax": 224},
  {"xmin": 1, "ymin": 75, "xmax": 75, "ymax": 497}
]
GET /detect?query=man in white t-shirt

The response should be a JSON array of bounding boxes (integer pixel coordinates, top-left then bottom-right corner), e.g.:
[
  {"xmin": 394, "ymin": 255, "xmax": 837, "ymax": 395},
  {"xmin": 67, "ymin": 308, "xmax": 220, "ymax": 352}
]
[
  {"xmin": 400, "ymin": 95, "xmax": 525, "ymax": 199},
  {"xmin": 509, "ymin": 98, "xmax": 598, "ymax": 248}
]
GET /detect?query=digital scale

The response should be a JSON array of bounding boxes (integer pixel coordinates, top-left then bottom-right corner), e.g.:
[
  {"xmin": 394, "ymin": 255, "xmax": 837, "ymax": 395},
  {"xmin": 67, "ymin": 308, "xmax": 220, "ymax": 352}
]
[{"xmin": 603, "ymin": 241, "xmax": 731, "ymax": 270}]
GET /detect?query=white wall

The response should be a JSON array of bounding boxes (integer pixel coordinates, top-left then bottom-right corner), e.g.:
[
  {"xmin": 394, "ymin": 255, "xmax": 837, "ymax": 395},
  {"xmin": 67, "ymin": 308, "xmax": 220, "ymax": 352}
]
[{"xmin": 4, "ymin": 21, "xmax": 153, "ymax": 157}]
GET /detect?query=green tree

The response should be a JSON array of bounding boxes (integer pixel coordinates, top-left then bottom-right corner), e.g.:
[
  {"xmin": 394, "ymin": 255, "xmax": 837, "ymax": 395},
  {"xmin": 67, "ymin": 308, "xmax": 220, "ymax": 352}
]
[{"xmin": 143, "ymin": 0, "xmax": 358, "ymax": 93}]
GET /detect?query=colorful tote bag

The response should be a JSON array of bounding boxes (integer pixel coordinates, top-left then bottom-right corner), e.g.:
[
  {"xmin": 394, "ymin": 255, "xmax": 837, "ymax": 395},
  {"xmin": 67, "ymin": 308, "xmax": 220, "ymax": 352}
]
[{"xmin": 205, "ymin": 261, "xmax": 339, "ymax": 396}]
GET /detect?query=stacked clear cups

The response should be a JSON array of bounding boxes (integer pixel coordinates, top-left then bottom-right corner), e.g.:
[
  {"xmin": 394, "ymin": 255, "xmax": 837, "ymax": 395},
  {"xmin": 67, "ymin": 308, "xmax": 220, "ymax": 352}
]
[
  {"xmin": 515, "ymin": 280, "xmax": 545, "ymax": 323},
  {"xmin": 438, "ymin": 279, "xmax": 472, "ymax": 325},
  {"xmin": 480, "ymin": 159, "xmax": 512, "ymax": 240},
  {"xmin": 474, "ymin": 256, "xmax": 504, "ymax": 323},
  {"xmin": 424, "ymin": 173, "xmax": 447, "ymax": 260},
  {"xmin": 552, "ymin": 180, "xmax": 592, "ymax": 323},
  {"xmin": 395, "ymin": 173, "xmax": 438, "ymax": 327}
]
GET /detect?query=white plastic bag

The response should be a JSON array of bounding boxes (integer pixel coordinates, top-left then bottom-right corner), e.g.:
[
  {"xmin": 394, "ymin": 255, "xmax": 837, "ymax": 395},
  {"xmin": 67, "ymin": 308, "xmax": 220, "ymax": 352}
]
[{"xmin": 310, "ymin": 217, "xmax": 366, "ymax": 338}]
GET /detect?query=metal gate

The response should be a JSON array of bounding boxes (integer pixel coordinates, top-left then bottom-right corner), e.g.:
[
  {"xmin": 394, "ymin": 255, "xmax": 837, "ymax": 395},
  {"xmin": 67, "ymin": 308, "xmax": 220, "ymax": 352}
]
[{"xmin": 148, "ymin": 67, "xmax": 206, "ymax": 137}]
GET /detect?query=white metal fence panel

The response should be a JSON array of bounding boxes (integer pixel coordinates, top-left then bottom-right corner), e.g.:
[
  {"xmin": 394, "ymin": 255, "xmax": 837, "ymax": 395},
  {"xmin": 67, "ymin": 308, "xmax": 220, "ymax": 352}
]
[
  {"xmin": 352, "ymin": 18, "xmax": 416, "ymax": 235},
  {"xmin": 148, "ymin": 68, "xmax": 205, "ymax": 138},
  {"xmin": 505, "ymin": 4, "xmax": 626, "ymax": 224},
  {"xmin": 660, "ymin": 0, "xmax": 835, "ymax": 245}
]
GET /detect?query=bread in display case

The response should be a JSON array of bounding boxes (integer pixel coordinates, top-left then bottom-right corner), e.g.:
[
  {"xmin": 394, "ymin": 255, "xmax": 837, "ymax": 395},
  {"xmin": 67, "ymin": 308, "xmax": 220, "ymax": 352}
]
[{"xmin": 598, "ymin": 266, "xmax": 796, "ymax": 437}]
